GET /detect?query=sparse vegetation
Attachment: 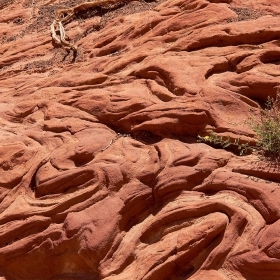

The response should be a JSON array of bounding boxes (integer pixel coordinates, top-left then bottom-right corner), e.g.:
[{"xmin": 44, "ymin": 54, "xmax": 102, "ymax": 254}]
[
  {"xmin": 247, "ymin": 91, "xmax": 280, "ymax": 158},
  {"xmin": 197, "ymin": 131, "xmax": 252, "ymax": 156},
  {"xmin": 198, "ymin": 89, "xmax": 280, "ymax": 159}
]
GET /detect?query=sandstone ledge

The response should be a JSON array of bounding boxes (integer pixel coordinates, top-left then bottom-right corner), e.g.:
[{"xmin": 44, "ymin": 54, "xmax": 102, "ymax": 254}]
[{"xmin": 0, "ymin": 0, "xmax": 280, "ymax": 279}]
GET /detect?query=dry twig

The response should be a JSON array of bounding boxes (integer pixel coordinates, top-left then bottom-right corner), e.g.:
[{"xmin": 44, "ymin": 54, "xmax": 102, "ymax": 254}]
[{"xmin": 50, "ymin": 0, "xmax": 133, "ymax": 50}]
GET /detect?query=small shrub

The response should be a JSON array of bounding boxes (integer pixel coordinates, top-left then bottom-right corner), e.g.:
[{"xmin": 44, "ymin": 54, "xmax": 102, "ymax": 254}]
[
  {"xmin": 197, "ymin": 131, "xmax": 252, "ymax": 156},
  {"xmin": 198, "ymin": 89, "xmax": 280, "ymax": 159},
  {"xmin": 248, "ymin": 91, "xmax": 280, "ymax": 158}
]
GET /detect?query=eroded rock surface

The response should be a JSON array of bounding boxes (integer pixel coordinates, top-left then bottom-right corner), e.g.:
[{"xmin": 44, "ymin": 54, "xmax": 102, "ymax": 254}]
[{"xmin": 0, "ymin": 0, "xmax": 280, "ymax": 279}]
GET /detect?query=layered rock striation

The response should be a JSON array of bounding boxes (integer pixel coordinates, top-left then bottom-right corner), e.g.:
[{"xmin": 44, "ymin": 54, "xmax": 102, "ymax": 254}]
[{"xmin": 0, "ymin": 0, "xmax": 280, "ymax": 279}]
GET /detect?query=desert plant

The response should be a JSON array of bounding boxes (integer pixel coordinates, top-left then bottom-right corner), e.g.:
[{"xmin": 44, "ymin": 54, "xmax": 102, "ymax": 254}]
[
  {"xmin": 247, "ymin": 90, "xmax": 280, "ymax": 158},
  {"xmin": 197, "ymin": 131, "xmax": 252, "ymax": 156},
  {"xmin": 198, "ymin": 89, "xmax": 280, "ymax": 158}
]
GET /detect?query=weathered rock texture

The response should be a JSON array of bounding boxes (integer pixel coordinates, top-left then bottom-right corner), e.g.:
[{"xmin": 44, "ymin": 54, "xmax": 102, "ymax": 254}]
[{"xmin": 0, "ymin": 0, "xmax": 280, "ymax": 279}]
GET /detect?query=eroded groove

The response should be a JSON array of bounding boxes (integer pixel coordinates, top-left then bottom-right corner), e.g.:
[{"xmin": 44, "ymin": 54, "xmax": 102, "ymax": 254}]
[{"xmin": 1, "ymin": 0, "xmax": 280, "ymax": 279}]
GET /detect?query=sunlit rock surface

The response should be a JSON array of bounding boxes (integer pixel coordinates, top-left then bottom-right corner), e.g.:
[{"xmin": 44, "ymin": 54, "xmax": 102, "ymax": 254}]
[{"xmin": 1, "ymin": 0, "xmax": 280, "ymax": 279}]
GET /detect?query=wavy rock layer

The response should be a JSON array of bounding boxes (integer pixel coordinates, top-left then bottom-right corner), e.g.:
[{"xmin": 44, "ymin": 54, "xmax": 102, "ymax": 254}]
[{"xmin": 1, "ymin": 0, "xmax": 280, "ymax": 279}]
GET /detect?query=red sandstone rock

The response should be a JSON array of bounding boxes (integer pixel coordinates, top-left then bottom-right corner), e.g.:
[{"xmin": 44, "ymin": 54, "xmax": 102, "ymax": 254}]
[{"xmin": 0, "ymin": 0, "xmax": 280, "ymax": 279}]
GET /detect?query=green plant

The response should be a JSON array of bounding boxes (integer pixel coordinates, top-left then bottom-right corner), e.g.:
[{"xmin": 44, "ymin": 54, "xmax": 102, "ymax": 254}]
[
  {"xmin": 198, "ymin": 89, "xmax": 280, "ymax": 158},
  {"xmin": 247, "ymin": 91, "xmax": 280, "ymax": 158},
  {"xmin": 197, "ymin": 131, "xmax": 252, "ymax": 156}
]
